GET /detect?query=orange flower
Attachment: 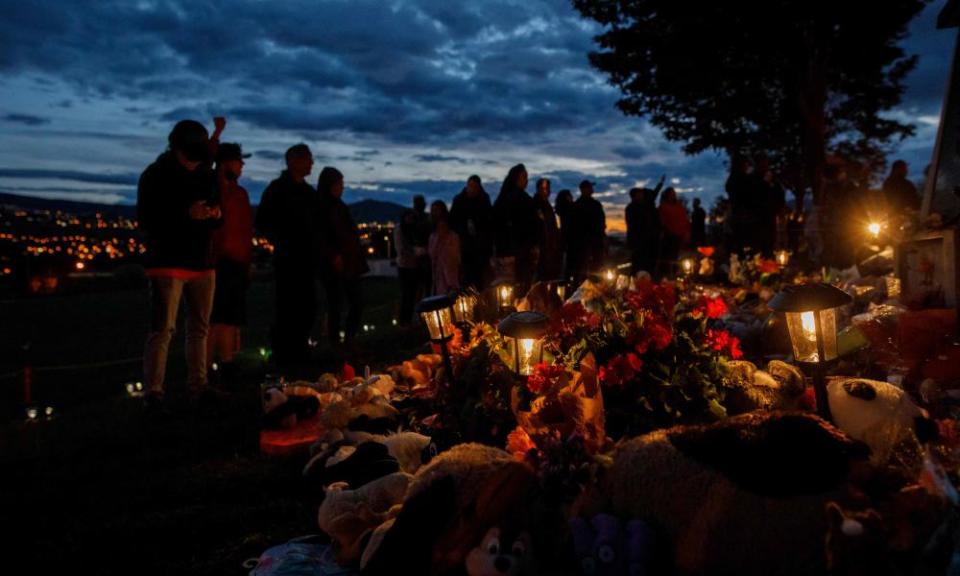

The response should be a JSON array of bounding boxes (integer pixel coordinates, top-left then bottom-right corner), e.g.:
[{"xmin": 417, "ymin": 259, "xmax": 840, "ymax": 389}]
[{"xmin": 507, "ymin": 426, "xmax": 537, "ymax": 460}]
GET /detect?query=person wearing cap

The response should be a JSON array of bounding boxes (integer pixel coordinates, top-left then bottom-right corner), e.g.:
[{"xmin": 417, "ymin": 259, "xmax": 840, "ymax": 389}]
[
  {"xmin": 570, "ymin": 179, "xmax": 606, "ymax": 282},
  {"xmin": 208, "ymin": 140, "xmax": 253, "ymax": 390},
  {"xmin": 316, "ymin": 166, "xmax": 369, "ymax": 351},
  {"xmin": 137, "ymin": 119, "xmax": 222, "ymax": 407},
  {"xmin": 256, "ymin": 144, "xmax": 318, "ymax": 369}
]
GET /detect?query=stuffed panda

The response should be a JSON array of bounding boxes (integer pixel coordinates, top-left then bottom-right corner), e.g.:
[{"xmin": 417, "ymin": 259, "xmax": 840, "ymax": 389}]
[{"xmin": 262, "ymin": 386, "xmax": 320, "ymax": 430}]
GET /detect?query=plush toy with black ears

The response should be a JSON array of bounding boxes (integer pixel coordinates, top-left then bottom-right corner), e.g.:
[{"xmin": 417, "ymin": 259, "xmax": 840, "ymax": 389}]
[{"xmin": 262, "ymin": 386, "xmax": 320, "ymax": 429}]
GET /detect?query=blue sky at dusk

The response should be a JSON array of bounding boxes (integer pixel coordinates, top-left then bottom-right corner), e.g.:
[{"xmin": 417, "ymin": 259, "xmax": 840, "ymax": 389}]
[{"xmin": 0, "ymin": 0, "xmax": 952, "ymax": 229}]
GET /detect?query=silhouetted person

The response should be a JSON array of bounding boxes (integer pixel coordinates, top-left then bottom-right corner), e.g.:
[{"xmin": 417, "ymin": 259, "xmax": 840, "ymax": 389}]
[
  {"xmin": 412, "ymin": 195, "xmax": 432, "ymax": 299},
  {"xmin": 493, "ymin": 164, "xmax": 537, "ymax": 287},
  {"xmin": 754, "ymin": 157, "xmax": 785, "ymax": 255},
  {"xmin": 256, "ymin": 144, "xmax": 317, "ymax": 369},
  {"xmin": 555, "ymin": 189, "xmax": 574, "ymax": 278},
  {"xmin": 726, "ymin": 155, "xmax": 756, "ymax": 253},
  {"xmin": 822, "ymin": 163, "xmax": 857, "ymax": 269},
  {"xmin": 658, "ymin": 187, "xmax": 690, "ymax": 274},
  {"xmin": 317, "ymin": 167, "xmax": 368, "ymax": 350},
  {"xmin": 137, "ymin": 119, "xmax": 222, "ymax": 406},
  {"xmin": 449, "ymin": 175, "xmax": 493, "ymax": 289},
  {"xmin": 395, "ymin": 209, "xmax": 419, "ymax": 325},
  {"xmin": 882, "ymin": 160, "xmax": 920, "ymax": 213},
  {"xmin": 570, "ymin": 180, "xmax": 606, "ymax": 281},
  {"xmin": 208, "ymin": 141, "xmax": 252, "ymax": 390},
  {"xmin": 533, "ymin": 177, "xmax": 561, "ymax": 280},
  {"xmin": 428, "ymin": 200, "xmax": 461, "ymax": 295},
  {"xmin": 691, "ymin": 198, "xmax": 706, "ymax": 248}
]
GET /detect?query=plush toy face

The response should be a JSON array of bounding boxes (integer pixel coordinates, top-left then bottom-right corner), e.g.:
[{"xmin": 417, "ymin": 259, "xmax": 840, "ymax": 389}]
[{"xmin": 465, "ymin": 527, "xmax": 531, "ymax": 576}]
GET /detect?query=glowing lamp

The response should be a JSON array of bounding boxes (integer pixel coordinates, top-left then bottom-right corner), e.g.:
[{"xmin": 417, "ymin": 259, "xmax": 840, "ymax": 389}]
[
  {"xmin": 26, "ymin": 406, "xmax": 39, "ymax": 420},
  {"xmin": 681, "ymin": 257, "xmax": 695, "ymax": 277},
  {"xmin": 44, "ymin": 406, "xmax": 54, "ymax": 418},
  {"xmin": 775, "ymin": 250, "xmax": 790, "ymax": 268},
  {"xmin": 769, "ymin": 283, "xmax": 851, "ymax": 421},
  {"xmin": 497, "ymin": 311, "xmax": 549, "ymax": 376},
  {"xmin": 553, "ymin": 279, "xmax": 568, "ymax": 302},
  {"xmin": 416, "ymin": 294, "xmax": 456, "ymax": 342},
  {"xmin": 603, "ymin": 268, "xmax": 617, "ymax": 285},
  {"xmin": 495, "ymin": 283, "xmax": 515, "ymax": 314},
  {"xmin": 453, "ymin": 292, "xmax": 478, "ymax": 324},
  {"xmin": 867, "ymin": 222, "xmax": 881, "ymax": 238}
]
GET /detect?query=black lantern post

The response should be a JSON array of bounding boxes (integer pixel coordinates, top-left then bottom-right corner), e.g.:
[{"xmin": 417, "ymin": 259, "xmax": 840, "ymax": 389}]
[
  {"xmin": 497, "ymin": 311, "xmax": 550, "ymax": 376},
  {"xmin": 416, "ymin": 294, "xmax": 457, "ymax": 384},
  {"xmin": 768, "ymin": 283, "xmax": 851, "ymax": 421}
]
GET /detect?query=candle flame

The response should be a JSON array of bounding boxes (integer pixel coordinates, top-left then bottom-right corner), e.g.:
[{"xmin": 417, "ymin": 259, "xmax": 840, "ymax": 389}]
[{"xmin": 867, "ymin": 222, "xmax": 881, "ymax": 237}]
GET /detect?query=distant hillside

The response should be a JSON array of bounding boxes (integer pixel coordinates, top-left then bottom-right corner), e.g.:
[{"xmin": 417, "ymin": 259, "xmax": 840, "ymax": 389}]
[
  {"xmin": 0, "ymin": 192, "xmax": 137, "ymax": 218},
  {"xmin": 348, "ymin": 198, "xmax": 405, "ymax": 223},
  {"xmin": 0, "ymin": 192, "xmax": 405, "ymax": 224}
]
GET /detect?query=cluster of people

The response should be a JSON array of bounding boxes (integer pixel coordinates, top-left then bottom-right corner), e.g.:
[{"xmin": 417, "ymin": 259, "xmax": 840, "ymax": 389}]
[
  {"xmin": 393, "ymin": 164, "xmax": 613, "ymax": 322},
  {"xmin": 624, "ymin": 177, "xmax": 707, "ymax": 277},
  {"xmin": 137, "ymin": 119, "xmax": 367, "ymax": 407}
]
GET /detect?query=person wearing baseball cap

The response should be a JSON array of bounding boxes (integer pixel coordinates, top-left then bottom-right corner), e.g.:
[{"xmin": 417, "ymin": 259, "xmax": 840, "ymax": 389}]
[
  {"xmin": 137, "ymin": 119, "xmax": 222, "ymax": 410},
  {"xmin": 208, "ymin": 138, "xmax": 253, "ymax": 393}
]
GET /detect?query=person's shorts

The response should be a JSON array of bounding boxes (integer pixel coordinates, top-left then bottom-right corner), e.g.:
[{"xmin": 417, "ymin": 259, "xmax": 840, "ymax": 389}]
[{"xmin": 211, "ymin": 259, "xmax": 248, "ymax": 325}]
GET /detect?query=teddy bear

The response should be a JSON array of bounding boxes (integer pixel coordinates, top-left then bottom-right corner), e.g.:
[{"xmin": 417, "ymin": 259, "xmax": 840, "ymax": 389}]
[
  {"xmin": 320, "ymin": 378, "xmax": 400, "ymax": 430},
  {"xmin": 721, "ymin": 359, "xmax": 806, "ymax": 415},
  {"xmin": 583, "ymin": 411, "xmax": 871, "ymax": 575},
  {"xmin": 465, "ymin": 525, "xmax": 536, "ymax": 576},
  {"xmin": 317, "ymin": 471, "xmax": 414, "ymax": 565},
  {"xmin": 570, "ymin": 514, "xmax": 656, "ymax": 576},
  {"xmin": 362, "ymin": 443, "xmax": 539, "ymax": 576},
  {"xmin": 826, "ymin": 377, "xmax": 935, "ymax": 471}
]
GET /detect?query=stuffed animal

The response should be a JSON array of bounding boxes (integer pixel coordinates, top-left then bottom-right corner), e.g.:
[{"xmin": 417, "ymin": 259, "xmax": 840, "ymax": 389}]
[
  {"xmin": 570, "ymin": 515, "xmax": 656, "ymax": 576},
  {"xmin": 826, "ymin": 377, "xmax": 935, "ymax": 469},
  {"xmin": 722, "ymin": 359, "xmax": 806, "ymax": 414},
  {"xmin": 590, "ymin": 411, "xmax": 870, "ymax": 575},
  {"xmin": 362, "ymin": 443, "xmax": 538, "ymax": 576},
  {"xmin": 262, "ymin": 386, "xmax": 321, "ymax": 430},
  {"xmin": 318, "ymin": 471, "xmax": 413, "ymax": 565},
  {"xmin": 304, "ymin": 441, "xmax": 401, "ymax": 489},
  {"xmin": 465, "ymin": 526, "xmax": 535, "ymax": 576}
]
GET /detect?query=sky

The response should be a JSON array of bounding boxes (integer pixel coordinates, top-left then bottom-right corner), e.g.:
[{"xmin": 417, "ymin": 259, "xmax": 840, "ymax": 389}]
[{"xmin": 0, "ymin": 0, "xmax": 952, "ymax": 231}]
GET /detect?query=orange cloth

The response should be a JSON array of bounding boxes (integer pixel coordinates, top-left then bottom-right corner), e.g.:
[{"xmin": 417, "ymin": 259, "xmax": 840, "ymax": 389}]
[
  {"xmin": 213, "ymin": 177, "xmax": 253, "ymax": 264},
  {"xmin": 145, "ymin": 268, "xmax": 215, "ymax": 280}
]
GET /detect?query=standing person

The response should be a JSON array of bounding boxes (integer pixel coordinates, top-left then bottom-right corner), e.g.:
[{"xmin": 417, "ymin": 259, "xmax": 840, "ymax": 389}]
[
  {"xmin": 533, "ymin": 177, "xmax": 561, "ymax": 280},
  {"xmin": 208, "ymin": 142, "xmax": 252, "ymax": 390},
  {"xmin": 691, "ymin": 198, "xmax": 707, "ymax": 248},
  {"xmin": 726, "ymin": 155, "xmax": 755, "ymax": 254},
  {"xmin": 394, "ymin": 209, "xmax": 419, "ymax": 326},
  {"xmin": 882, "ymin": 160, "xmax": 920, "ymax": 213},
  {"xmin": 317, "ymin": 167, "xmax": 368, "ymax": 351},
  {"xmin": 493, "ymin": 164, "xmax": 537, "ymax": 288},
  {"xmin": 255, "ymin": 144, "xmax": 317, "ymax": 369},
  {"xmin": 571, "ymin": 180, "xmax": 606, "ymax": 281},
  {"xmin": 412, "ymin": 195, "xmax": 432, "ymax": 300},
  {"xmin": 658, "ymin": 187, "xmax": 691, "ymax": 273},
  {"xmin": 449, "ymin": 175, "xmax": 493, "ymax": 289},
  {"xmin": 754, "ymin": 157, "xmax": 785, "ymax": 255},
  {"xmin": 626, "ymin": 175, "xmax": 664, "ymax": 275},
  {"xmin": 137, "ymin": 119, "xmax": 222, "ymax": 407},
  {"xmin": 554, "ymin": 189, "xmax": 574, "ymax": 279},
  {"xmin": 428, "ymin": 200, "xmax": 461, "ymax": 295}
]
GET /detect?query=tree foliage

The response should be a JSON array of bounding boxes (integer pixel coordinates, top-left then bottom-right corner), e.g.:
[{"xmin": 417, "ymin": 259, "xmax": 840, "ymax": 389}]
[{"xmin": 573, "ymin": 0, "xmax": 928, "ymax": 200}]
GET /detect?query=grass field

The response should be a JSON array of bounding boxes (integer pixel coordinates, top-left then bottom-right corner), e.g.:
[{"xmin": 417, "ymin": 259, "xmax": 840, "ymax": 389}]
[{"xmin": 1, "ymin": 274, "xmax": 433, "ymax": 574}]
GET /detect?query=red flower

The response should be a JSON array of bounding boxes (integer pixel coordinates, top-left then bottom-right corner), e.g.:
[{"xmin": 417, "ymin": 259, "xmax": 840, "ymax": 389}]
[
  {"xmin": 704, "ymin": 297, "xmax": 728, "ymax": 319},
  {"xmin": 697, "ymin": 246, "xmax": 716, "ymax": 257},
  {"xmin": 600, "ymin": 353, "xmax": 642, "ymax": 387},
  {"xmin": 551, "ymin": 302, "xmax": 601, "ymax": 336},
  {"xmin": 757, "ymin": 259, "xmax": 780, "ymax": 274},
  {"xmin": 705, "ymin": 328, "xmax": 743, "ymax": 359},
  {"xmin": 527, "ymin": 362, "xmax": 566, "ymax": 395},
  {"xmin": 340, "ymin": 363, "xmax": 355, "ymax": 381}
]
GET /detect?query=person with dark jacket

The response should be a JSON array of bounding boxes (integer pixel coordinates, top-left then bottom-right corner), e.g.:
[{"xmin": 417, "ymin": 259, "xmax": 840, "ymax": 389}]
[
  {"xmin": 626, "ymin": 176, "xmax": 664, "ymax": 275},
  {"xmin": 137, "ymin": 119, "xmax": 222, "ymax": 404},
  {"xmin": 726, "ymin": 155, "xmax": 756, "ymax": 253},
  {"xmin": 256, "ymin": 144, "xmax": 317, "ymax": 368},
  {"xmin": 691, "ymin": 198, "xmax": 707, "ymax": 248},
  {"xmin": 316, "ymin": 166, "xmax": 368, "ymax": 350},
  {"xmin": 658, "ymin": 187, "xmax": 691, "ymax": 273},
  {"xmin": 412, "ymin": 195, "xmax": 432, "ymax": 298},
  {"xmin": 208, "ymin": 141, "xmax": 253, "ymax": 389},
  {"xmin": 570, "ymin": 180, "xmax": 606, "ymax": 282},
  {"xmin": 533, "ymin": 177, "xmax": 561, "ymax": 280},
  {"xmin": 493, "ymin": 164, "xmax": 537, "ymax": 287},
  {"xmin": 555, "ymin": 189, "xmax": 574, "ymax": 277},
  {"xmin": 449, "ymin": 175, "xmax": 493, "ymax": 289},
  {"xmin": 882, "ymin": 160, "xmax": 920, "ymax": 213}
]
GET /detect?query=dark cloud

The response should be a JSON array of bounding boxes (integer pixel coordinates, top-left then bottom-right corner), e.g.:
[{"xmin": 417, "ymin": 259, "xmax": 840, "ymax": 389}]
[
  {"xmin": 413, "ymin": 154, "xmax": 469, "ymax": 163},
  {"xmin": 254, "ymin": 150, "xmax": 285, "ymax": 161},
  {"xmin": 0, "ymin": 168, "xmax": 140, "ymax": 186},
  {"xmin": 4, "ymin": 113, "xmax": 49, "ymax": 126}
]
